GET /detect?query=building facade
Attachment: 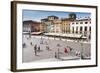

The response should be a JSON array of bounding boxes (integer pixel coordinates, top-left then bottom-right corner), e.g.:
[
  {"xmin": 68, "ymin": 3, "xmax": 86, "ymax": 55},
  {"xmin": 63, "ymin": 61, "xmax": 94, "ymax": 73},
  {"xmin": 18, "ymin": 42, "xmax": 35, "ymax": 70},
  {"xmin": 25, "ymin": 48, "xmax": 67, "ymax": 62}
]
[
  {"xmin": 41, "ymin": 15, "xmax": 75, "ymax": 33},
  {"xmin": 41, "ymin": 13, "xmax": 76, "ymax": 34},
  {"xmin": 23, "ymin": 20, "xmax": 41, "ymax": 32},
  {"xmin": 23, "ymin": 14, "xmax": 91, "ymax": 40},
  {"xmin": 70, "ymin": 19, "xmax": 91, "ymax": 39},
  {"xmin": 41, "ymin": 16, "xmax": 62, "ymax": 33},
  {"xmin": 61, "ymin": 18, "xmax": 72, "ymax": 33}
]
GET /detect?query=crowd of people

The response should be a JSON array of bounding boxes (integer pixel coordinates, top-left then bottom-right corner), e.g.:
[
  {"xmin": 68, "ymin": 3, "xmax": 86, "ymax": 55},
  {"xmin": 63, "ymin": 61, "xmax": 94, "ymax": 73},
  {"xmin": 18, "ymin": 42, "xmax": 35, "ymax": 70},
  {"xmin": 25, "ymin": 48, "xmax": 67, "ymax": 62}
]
[{"xmin": 22, "ymin": 36, "xmax": 82, "ymax": 60}]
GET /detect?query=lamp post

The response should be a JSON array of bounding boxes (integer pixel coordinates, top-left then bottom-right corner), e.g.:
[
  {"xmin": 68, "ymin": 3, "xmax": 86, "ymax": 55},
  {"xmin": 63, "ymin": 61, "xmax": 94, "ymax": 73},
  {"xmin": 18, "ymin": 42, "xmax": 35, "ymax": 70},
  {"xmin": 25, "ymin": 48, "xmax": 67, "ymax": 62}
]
[
  {"xmin": 57, "ymin": 43, "xmax": 61, "ymax": 59},
  {"xmin": 80, "ymin": 41, "xmax": 83, "ymax": 59},
  {"xmin": 29, "ymin": 24, "xmax": 31, "ymax": 38},
  {"xmin": 77, "ymin": 34, "xmax": 84, "ymax": 60}
]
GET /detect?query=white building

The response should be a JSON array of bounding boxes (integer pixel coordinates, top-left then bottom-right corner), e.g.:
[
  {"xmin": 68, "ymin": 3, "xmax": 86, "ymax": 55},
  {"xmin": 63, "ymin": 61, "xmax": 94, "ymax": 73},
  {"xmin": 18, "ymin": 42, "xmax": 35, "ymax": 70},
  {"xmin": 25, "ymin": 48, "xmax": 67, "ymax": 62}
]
[{"xmin": 70, "ymin": 19, "xmax": 91, "ymax": 39}]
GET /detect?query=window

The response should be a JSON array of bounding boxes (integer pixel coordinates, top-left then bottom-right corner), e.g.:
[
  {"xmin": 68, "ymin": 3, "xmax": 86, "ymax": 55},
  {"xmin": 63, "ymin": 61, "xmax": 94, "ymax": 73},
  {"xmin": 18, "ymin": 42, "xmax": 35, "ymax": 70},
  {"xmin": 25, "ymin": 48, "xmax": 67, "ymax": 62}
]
[
  {"xmin": 84, "ymin": 26, "xmax": 87, "ymax": 36},
  {"xmin": 89, "ymin": 27, "xmax": 91, "ymax": 39},
  {"xmin": 76, "ymin": 22, "xmax": 78, "ymax": 24},
  {"xmin": 80, "ymin": 26, "xmax": 82, "ymax": 34},
  {"xmin": 84, "ymin": 26, "xmax": 87, "ymax": 31},
  {"xmin": 72, "ymin": 27, "xmax": 74, "ymax": 33},
  {"xmin": 85, "ymin": 22, "xmax": 88, "ymax": 24},
  {"xmin": 89, "ymin": 27, "xmax": 91, "ymax": 32},
  {"xmin": 76, "ymin": 27, "xmax": 78, "ymax": 33},
  {"xmin": 80, "ymin": 22, "xmax": 83, "ymax": 24},
  {"xmin": 72, "ymin": 22, "xmax": 74, "ymax": 24}
]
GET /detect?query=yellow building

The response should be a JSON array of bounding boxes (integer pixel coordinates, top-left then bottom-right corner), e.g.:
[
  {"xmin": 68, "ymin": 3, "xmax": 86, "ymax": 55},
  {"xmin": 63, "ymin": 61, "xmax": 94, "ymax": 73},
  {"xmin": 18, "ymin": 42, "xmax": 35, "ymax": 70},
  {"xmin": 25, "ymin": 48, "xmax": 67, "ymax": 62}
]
[
  {"xmin": 52, "ymin": 19, "xmax": 62, "ymax": 33},
  {"xmin": 41, "ymin": 15, "xmax": 75, "ymax": 34},
  {"xmin": 61, "ymin": 18, "xmax": 72, "ymax": 33}
]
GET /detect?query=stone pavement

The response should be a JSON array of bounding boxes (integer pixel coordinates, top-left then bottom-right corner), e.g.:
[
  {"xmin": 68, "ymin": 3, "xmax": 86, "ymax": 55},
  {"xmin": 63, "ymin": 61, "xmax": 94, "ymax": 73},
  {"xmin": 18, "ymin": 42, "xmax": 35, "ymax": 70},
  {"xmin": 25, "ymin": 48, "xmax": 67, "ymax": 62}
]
[{"xmin": 22, "ymin": 35, "xmax": 91, "ymax": 63}]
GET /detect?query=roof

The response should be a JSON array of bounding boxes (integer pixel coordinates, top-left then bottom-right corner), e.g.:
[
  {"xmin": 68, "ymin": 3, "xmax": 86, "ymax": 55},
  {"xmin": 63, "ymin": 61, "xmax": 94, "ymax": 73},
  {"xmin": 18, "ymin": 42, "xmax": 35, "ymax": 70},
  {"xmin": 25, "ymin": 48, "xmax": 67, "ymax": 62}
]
[
  {"xmin": 74, "ymin": 19, "xmax": 91, "ymax": 21},
  {"xmin": 61, "ymin": 18, "xmax": 74, "ymax": 21},
  {"xmin": 23, "ymin": 20, "xmax": 40, "ymax": 24},
  {"xmin": 23, "ymin": 20, "xmax": 33, "ymax": 24},
  {"xmin": 41, "ymin": 18, "xmax": 48, "ymax": 21},
  {"xmin": 48, "ymin": 15, "xmax": 59, "ymax": 19}
]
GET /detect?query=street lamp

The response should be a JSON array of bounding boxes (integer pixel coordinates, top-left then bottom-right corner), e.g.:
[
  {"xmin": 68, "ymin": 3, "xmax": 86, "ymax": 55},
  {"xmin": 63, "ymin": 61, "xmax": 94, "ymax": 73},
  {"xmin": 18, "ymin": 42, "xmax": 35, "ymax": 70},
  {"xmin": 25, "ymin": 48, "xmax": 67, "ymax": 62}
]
[
  {"xmin": 57, "ymin": 43, "xmax": 61, "ymax": 59},
  {"xmin": 29, "ymin": 24, "xmax": 31, "ymax": 38},
  {"xmin": 76, "ymin": 34, "xmax": 84, "ymax": 59},
  {"xmin": 80, "ymin": 41, "xmax": 84, "ymax": 59}
]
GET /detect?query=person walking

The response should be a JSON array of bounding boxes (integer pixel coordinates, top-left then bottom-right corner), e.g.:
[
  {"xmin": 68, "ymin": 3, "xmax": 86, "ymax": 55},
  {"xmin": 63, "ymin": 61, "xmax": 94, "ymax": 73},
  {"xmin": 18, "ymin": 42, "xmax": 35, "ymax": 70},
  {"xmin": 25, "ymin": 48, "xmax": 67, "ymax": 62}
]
[
  {"xmin": 23, "ymin": 43, "xmax": 26, "ymax": 48},
  {"xmin": 30, "ymin": 42, "xmax": 32, "ymax": 46},
  {"xmin": 34, "ymin": 44, "xmax": 37, "ymax": 56},
  {"xmin": 55, "ymin": 52, "xmax": 57, "ymax": 59},
  {"xmin": 46, "ymin": 45, "xmax": 50, "ymax": 51},
  {"xmin": 38, "ymin": 46, "xmax": 40, "ymax": 52},
  {"xmin": 69, "ymin": 47, "xmax": 73, "ymax": 52},
  {"xmin": 64, "ymin": 48, "xmax": 68, "ymax": 53}
]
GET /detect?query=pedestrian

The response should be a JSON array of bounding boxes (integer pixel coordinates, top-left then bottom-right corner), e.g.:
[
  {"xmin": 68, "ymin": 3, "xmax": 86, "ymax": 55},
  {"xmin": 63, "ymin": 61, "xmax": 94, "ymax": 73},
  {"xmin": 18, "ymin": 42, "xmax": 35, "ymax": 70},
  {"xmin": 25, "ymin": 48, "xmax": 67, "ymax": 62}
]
[
  {"xmin": 67, "ymin": 46, "xmax": 72, "ymax": 52},
  {"xmin": 23, "ymin": 43, "xmax": 26, "ymax": 48},
  {"xmin": 30, "ymin": 42, "xmax": 32, "ymax": 46},
  {"xmin": 38, "ymin": 46, "xmax": 40, "ymax": 52},
  {"xmin": 34, "ymin": 44, "xmax": 37, "ymax": 56},
  {"xmin": 46, "ymin": 45, "xmax": 50, "ymax": 50},
  {"xmin": 55, "ymin": 52, "xmax": 57, "ymax": 58},
  {"xmin": 75, "ymin": 51, "xmax": 80, "ymax": 56},
  {"xmin": 64, "ymin": 48, "xmax": 68, "ymax": 53},
  {"xmin": 69, "ymin": 47, "xmax": 73, "ymax": 52}
]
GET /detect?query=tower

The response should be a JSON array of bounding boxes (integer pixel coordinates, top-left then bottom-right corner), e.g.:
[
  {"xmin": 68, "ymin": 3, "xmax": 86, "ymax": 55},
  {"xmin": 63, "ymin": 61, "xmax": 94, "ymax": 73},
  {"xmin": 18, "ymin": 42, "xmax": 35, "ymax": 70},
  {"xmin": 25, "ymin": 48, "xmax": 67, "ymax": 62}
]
[{"xmin": 69, "ymin": 13, "xmax": 76, "ymax": 20}]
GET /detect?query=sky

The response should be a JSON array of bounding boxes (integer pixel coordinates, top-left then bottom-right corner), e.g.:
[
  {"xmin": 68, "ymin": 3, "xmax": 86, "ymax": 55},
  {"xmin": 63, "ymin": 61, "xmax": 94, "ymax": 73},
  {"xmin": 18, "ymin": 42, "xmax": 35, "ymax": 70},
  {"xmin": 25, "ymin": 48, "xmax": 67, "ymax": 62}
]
[{"xmin": 22, "ymin": 10, "xmax": 91, "ymax": 22}]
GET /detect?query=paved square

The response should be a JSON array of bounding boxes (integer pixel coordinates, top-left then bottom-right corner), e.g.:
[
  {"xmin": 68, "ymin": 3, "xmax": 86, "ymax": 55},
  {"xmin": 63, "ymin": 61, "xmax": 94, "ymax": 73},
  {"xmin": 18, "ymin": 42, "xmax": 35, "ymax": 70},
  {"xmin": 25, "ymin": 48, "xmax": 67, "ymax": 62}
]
[{"xmin": 22, "ymin": 34, "xmax": 91, "ymax": 63}]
